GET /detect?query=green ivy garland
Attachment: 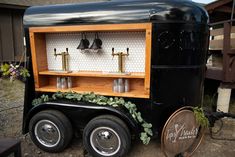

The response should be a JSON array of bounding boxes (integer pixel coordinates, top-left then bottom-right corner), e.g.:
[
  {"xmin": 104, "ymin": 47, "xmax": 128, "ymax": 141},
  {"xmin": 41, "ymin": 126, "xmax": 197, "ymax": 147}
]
[
  {"xmin": 193, "ymin": 107, "xmax": 209, "ymax": 128},
  {"xmin": 32, "ymin": 92, "xmax": 153, "ymax": 145}
]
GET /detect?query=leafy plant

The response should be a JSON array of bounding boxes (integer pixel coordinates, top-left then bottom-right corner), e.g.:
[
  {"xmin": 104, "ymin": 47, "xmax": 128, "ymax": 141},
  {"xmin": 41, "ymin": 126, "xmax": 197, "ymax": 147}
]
[
  {"xmin": 32, "ymin": 92, "xmax": 153, "ymax": 145},
  {"xmin": 0, "ymin": 63, "xmax": 30, "ymax": 82},
  {"xmin": 0, "ymin": 63, "xmax": 10, "ymax": 76},
  {"xmin": 193, "ymin": 106, "xmax": 209, "ymax": 128},
  {"xmin": 20, "ymin": 68, "xmax": 30, "ymax": 78},
  {"xmin": 32, "ymin": 94, "xmax": 49, "ymax": 106}
]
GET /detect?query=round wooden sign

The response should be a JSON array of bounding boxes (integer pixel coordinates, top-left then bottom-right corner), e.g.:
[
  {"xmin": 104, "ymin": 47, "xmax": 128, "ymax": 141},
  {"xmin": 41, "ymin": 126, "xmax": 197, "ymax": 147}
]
[{"xmin": 161, "ymin": 107, "xmax": 204, "ymax": 157}]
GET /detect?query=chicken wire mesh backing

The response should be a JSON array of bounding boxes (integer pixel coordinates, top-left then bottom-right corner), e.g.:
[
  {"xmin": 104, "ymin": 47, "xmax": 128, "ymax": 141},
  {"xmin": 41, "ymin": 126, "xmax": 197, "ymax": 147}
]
[{"xmin": 46, "ymin": 32, "xmax": 145, "ymax": 72}]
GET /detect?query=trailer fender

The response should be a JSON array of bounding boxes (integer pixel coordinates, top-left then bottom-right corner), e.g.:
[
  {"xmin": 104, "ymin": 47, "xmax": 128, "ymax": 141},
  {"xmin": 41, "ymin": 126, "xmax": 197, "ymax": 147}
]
[{"xmin": 23, "ymin": 101, "xmax": 139, "ymax": 135}]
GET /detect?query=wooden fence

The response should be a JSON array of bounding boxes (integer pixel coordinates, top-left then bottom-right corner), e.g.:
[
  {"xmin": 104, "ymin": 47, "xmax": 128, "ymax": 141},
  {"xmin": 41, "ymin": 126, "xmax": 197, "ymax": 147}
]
[{"xmin": 0, "ymin": 8, "xmax": 25, "ymax": 62}]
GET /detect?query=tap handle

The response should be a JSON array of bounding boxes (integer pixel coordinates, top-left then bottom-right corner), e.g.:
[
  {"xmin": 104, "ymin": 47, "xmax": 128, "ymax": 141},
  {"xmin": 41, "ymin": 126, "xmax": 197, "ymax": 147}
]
[
  {"xmin": 126, "ymin": 48, "xmax": 129, "ymax": 57},
  {"xmin": 54, "ymin": 48, "xmax": 57, "ymax": 59},
  {"xmin": 126, "ymin": 48, "xmax": 129, "ymax": 56},
  {"xmin": 66, "ymin": 48, "xmax": 68, "ymax": 54},
  {"xmin": 112, "ymin": 48, "xmax": 115, "ymax": 59},
  {"xmin": 54, "ymin": 48, "xmax": 56, "ymax": 55}
]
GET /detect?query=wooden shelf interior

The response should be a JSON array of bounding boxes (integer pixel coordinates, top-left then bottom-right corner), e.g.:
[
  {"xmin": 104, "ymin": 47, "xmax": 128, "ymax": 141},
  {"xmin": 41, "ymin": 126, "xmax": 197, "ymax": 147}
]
[
  {"xmin": 35, "ymin": 76, "xmax": 148, "ymax": 98},
  {"xmin": 30, "ymin": 23, "xmax": 152, "ymax": 98}
]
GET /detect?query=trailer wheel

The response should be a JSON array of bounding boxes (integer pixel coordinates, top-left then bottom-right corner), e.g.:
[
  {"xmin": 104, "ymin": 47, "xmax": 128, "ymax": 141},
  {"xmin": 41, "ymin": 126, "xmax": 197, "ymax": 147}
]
[
  {"xmin": 83, "ymin": 115, "xmax": 131, "ymax": 157},
  {"xmin": 29, "ymin": 110, "xmax": 73, "ymax": 152}
]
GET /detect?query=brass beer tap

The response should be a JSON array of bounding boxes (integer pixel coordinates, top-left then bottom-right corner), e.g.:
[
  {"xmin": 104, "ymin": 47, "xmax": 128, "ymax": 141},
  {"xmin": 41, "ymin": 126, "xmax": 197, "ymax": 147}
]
[
  {"xmin": 112, "ymin": 48, "xmax": 129, "ymax": 73},
  {"xmin": 54, "ymin": 48, "xmax": 70, "ymax": 71}
]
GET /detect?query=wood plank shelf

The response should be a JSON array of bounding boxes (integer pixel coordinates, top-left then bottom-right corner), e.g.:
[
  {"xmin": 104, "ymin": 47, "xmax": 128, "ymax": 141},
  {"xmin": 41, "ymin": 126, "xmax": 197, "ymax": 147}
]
[
  {"xmin": 29, "ymin": 23, "xmax": 152, "ymax": 33},
  {"xmin": 35, "ymin": 85, "xmax": 149, "ymax": 98},
  {"xmin": 39, "ymin": 71, "xmax": 145, "ymax": 79}
]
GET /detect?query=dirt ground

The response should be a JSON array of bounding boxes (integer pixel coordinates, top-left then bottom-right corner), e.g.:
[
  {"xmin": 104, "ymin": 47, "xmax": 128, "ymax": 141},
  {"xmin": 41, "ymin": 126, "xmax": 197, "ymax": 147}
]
[{"xmin": 1, "ymin": 79, "xmax": 235, "ymax": 157}]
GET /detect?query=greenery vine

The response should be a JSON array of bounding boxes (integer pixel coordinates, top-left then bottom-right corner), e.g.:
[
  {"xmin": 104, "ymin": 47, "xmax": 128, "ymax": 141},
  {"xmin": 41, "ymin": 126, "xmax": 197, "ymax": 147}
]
[
  {"xmin": 32, "ymin": 92, "xmax": 153, "ymax": 145},
  {"xmin": 193, "ymin": 106, "xmax": 209, "ymax": 128}
]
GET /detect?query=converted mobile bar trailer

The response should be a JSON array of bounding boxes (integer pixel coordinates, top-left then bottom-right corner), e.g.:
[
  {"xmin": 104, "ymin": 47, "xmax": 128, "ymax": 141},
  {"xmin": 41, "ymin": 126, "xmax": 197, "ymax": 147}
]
[{"xmin": 22, "ymin": 0, "xmax": 209, "ymax": 156}]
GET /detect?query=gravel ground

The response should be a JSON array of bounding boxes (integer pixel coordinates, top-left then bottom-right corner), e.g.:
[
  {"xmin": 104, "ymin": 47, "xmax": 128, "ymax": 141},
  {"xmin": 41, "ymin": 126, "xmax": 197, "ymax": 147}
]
[{"xmin": 1, "ymin": 79, "xmax": 235, "ymax": 157}]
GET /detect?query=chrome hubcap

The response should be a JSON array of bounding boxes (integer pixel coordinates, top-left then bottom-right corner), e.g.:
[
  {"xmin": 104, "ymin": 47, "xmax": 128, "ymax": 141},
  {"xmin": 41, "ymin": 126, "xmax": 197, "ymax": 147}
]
[
  {"xmin": 90, "ymin": 127, "xmax": 121, "ymax": 156},
  {"xmin": 34, "ymin": 120, "xmax": 61, "ymax": 147}
]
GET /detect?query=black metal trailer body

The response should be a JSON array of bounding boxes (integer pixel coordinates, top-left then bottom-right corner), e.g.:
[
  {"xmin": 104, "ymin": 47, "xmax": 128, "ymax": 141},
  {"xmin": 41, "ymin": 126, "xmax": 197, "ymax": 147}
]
[{"xmin": 22, "ymin": 0, "xmax": 209, "ymax": 156}]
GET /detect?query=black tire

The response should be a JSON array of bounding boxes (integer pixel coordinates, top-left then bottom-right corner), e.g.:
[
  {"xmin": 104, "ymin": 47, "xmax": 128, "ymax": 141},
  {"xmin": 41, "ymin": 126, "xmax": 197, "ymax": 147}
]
[
  {"xmin": 29, "ymin": 110, "xmax": 73, "ymax": 152},
  {"xmin": 83, "ymin": 115, "xmax": 131, "ymax": 157}
]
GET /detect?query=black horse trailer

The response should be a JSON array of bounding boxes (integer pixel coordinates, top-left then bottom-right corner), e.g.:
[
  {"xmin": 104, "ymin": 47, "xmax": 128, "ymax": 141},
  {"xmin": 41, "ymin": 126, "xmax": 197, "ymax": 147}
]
[{"xmin": 22, "ymin": 0, "xmax": 209, "ymax": 156}]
